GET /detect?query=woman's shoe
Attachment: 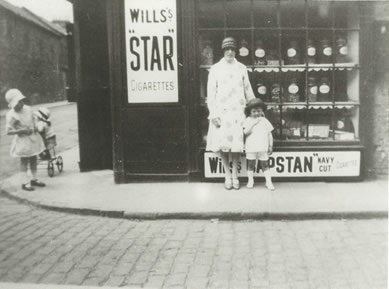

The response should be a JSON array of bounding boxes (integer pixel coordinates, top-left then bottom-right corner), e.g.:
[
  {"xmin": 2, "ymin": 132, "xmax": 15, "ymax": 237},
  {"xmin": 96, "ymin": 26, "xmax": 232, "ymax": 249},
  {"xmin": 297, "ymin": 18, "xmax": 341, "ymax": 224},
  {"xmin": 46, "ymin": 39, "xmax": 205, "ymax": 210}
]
[
  {"xmin": 224, "ymin": 178, "xmax": 233, "ymax": 190},
  {"xmin": 246, "ymin": 180, "xmax": 254, "ymax": 189},
  {"xmin": 22, "ymin": 184, "xmax": 34, "ymax": 191},
  {"xmin": 31, "ymin": 180, "xmax": 46, "ymax": 187},
  {"xmin": 232, "ymin": 179, "xmax": 240, "ymax": 190}
]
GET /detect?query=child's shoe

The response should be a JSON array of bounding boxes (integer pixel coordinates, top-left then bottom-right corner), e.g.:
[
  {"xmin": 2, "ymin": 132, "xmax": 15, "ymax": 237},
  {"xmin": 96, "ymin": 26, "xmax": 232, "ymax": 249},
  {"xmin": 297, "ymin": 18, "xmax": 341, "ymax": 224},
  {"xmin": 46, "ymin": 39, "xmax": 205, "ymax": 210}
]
[
  {"xmin": 246, "ymin": 180, "xmax": 254, "ymax": 189},
  {"xmin": 265, "ymin": 182, "xmax": 275, "ymax": 191},
  {"xmin": 22, "ymin": 184, "xmax": 34, "ymax": 191}
]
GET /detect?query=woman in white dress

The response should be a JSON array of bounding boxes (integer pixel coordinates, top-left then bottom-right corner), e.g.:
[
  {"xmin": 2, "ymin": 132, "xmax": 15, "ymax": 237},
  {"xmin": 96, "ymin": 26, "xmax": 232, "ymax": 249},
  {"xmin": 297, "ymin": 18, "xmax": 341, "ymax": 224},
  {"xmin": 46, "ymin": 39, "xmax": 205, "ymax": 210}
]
[{"xmin": 206, "ymin": 37, "xmax": 255, "ymax": 189}]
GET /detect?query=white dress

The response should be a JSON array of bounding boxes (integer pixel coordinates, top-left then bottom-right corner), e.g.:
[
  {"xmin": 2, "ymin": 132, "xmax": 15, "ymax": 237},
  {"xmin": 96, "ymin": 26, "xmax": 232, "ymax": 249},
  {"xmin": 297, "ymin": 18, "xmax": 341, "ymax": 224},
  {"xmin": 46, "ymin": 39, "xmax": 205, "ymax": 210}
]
[
  {"xmin": 206, "ymin": 58, "xmax": 255, "ymax": 152},
  {"xmin": 5, "ymin": 105, "xmax": 45, "ymax": 158},
  {"xmin": 243, "ymin": 117, "xmax": 274, "ymax": 153}
]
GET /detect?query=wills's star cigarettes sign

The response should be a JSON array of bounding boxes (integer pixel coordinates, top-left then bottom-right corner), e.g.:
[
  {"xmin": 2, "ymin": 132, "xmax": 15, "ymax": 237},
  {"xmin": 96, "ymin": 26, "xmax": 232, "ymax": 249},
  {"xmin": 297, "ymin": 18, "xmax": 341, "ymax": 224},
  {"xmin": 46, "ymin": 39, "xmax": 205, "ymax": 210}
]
[{"xmin": 125, "ymin": 0, "xmax": 178, "ymax": 103}]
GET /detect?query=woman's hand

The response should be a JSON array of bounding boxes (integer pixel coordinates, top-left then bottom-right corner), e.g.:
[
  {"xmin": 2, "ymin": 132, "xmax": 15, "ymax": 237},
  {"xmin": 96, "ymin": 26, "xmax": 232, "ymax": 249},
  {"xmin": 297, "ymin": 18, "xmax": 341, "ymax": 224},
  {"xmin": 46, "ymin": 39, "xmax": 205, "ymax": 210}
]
[
  {"xmin": 268, "ymin": 146, "xmax": 273, "ymax": 155},
  {"xmin": 212, "ymin": 117, "xmax": 221, "ymax": 128}
]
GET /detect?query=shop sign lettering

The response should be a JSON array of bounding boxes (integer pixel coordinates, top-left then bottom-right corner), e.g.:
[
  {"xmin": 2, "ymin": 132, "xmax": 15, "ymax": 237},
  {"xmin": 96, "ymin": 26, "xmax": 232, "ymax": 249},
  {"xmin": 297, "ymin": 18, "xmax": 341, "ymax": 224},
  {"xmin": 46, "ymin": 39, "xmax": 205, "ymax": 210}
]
[
  {"xmin": 204, "ymin": 151, "xmax": 360, "ymax": 177},
  {"xmin": 125, "ymin": 0, "xmax": 178, "ymax": 103}
]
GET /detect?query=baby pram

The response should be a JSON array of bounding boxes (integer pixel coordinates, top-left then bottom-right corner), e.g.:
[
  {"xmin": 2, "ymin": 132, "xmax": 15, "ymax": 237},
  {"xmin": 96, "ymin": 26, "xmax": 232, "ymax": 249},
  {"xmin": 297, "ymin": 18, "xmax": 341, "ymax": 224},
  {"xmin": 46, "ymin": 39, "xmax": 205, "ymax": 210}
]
[{"xmin": 39, "ymin": 135, "xmax": 63, "ymax": 177}]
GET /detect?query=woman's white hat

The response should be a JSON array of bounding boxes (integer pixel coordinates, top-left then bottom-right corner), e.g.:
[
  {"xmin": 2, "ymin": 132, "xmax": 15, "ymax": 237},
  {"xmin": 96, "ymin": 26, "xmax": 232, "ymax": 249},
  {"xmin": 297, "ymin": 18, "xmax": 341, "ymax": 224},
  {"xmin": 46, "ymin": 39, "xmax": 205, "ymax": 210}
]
[{"xmin": 5, "ymin": 89, "xmax": 25, "ymax": 108}]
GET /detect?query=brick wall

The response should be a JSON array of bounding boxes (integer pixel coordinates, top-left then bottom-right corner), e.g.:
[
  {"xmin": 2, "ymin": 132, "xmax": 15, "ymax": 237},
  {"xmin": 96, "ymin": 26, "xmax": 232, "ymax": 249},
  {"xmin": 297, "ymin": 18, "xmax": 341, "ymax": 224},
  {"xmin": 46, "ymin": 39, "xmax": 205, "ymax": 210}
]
[{"xmin": 0, "ymin": 7, "xmax": 68, "ymax": 110}]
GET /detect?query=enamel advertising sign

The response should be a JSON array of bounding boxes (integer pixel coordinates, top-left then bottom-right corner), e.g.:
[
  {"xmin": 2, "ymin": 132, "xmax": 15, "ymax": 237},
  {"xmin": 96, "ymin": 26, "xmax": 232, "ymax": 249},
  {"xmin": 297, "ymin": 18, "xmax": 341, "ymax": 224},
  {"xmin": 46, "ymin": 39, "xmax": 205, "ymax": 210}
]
[
  {"xmin": 204, "ymin": 151, "xmax": 361, "ymax": 178},
  {"xmin": 125, "ymin": 0, "xmax": 178, "ymax": 103}
]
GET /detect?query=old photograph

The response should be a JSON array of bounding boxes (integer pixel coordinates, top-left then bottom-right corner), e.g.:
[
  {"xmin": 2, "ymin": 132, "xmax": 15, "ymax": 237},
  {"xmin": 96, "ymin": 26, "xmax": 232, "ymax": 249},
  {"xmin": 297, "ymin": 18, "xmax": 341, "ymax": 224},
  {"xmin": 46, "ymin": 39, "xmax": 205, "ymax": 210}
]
[{"xmin": 0, "ymin": 0, "xmax": 388, "ymax": 288}]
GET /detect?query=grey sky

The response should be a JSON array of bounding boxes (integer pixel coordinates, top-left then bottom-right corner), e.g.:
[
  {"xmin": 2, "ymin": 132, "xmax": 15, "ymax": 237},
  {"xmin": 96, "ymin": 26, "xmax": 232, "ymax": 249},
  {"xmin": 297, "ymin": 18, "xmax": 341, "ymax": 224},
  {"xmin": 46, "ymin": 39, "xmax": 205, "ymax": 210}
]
[{"xmin": 5, "ymin": 0, "xmax": 73, "ymax": 22}]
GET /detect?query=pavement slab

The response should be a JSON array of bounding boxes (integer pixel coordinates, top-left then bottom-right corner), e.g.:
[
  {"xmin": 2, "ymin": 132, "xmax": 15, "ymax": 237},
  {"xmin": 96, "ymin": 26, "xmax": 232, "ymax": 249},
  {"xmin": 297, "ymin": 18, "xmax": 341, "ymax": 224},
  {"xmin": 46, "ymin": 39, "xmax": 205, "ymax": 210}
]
[{"xmin": 1, "ymin": 147, "xmax": 387, "ymax": 220}]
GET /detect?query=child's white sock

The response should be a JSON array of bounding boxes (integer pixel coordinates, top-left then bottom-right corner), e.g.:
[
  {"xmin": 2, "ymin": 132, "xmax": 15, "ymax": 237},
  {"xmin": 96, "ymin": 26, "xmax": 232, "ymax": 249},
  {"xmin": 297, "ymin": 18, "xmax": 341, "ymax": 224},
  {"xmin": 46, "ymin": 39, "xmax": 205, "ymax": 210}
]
[
  {"xmin": 247, "ymin": 170, "xmax": 254, "ymax": 188},
  {"xmin": 264, "ymin": 170, "xmax": 275, "ymax": 190}
]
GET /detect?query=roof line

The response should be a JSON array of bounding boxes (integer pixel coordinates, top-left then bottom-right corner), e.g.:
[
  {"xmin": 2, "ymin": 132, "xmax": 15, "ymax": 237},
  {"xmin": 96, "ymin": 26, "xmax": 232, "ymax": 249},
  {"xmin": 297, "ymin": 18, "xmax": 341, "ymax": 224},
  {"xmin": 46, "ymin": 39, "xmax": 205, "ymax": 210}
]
[{"xmin": 0, "ymin": 0, "xmax": 67, "ymax": 36}]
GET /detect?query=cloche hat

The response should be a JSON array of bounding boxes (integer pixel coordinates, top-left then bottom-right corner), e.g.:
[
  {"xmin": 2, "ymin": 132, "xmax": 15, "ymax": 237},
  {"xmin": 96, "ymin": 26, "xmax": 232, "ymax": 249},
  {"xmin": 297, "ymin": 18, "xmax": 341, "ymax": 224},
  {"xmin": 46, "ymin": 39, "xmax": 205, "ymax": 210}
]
[
  {"xmin": 221, "ymin": 37, "xmax": 236, "ymax": 50},
  {"xmin": 5, "ymin": 89, "xmax": 25, "ymax": 109},
  {"xmin": 245, "ymin": 98, "xmax": 266, "ymax": 117}
]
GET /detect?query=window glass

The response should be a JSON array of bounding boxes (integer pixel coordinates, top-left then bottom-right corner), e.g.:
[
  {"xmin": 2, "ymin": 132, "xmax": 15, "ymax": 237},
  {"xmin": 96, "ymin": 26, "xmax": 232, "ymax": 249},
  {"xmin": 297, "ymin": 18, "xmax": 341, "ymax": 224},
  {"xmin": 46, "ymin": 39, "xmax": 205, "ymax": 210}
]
[
  {"xmin": 254, "ymin": 30, "xmax": 279, "ymax": 66},
  {"xmin": 199, "ymin": 0, "xmax": 224, "ymax": 28},
  {"xmin": 226, "ymin": 0, "xmax": 251, "ymax": 28},
  {"xmin": 308, "ymin": 1, "xmax": 333, "ymax": 28},
  {"xmin": 283, "ymin": 71, "xmax": 305, "ymax": 103},
  {"xmin": 253, "ymin": 0, "xmax": 278, "ymax": 28},
  {"xmin": 266, "ymin": 106, "xmax": 282, "ymax": 140},
  {"xmin": 281, "ymin": 106, "xmax": 307, "ymax": 141},
  {"xmin": 334, "ymin": 1, "xmax": 359, "ymax": 29},
  {"xmin": 280, "ymin": 0, "xmax": 305, "ymax": 28},
  {"xmin": 307, "ymin": 108, "xmax": 333, "ymax": 140},
  {"xmin": 281, "ymin": 30, "xmax": 305, "ymax": 65},
  {"xmin": 307, "ymin": 30, "xmax": 334, "ymax": 64},
  {"xmin": 199, "ymin": 31, "xmax": 224, "ymax": 66},
  {"xmin": 333, "ymin": 108, "xmax": 358, "ymax": 141}
]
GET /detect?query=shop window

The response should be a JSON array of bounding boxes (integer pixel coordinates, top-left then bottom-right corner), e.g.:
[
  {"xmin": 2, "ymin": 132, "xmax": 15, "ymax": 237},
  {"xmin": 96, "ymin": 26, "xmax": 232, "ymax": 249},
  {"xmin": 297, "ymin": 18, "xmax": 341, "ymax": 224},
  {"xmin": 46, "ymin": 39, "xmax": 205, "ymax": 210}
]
[{"xmin": 198, "ymin": 0, "xmax": 360, "ymax": 144}]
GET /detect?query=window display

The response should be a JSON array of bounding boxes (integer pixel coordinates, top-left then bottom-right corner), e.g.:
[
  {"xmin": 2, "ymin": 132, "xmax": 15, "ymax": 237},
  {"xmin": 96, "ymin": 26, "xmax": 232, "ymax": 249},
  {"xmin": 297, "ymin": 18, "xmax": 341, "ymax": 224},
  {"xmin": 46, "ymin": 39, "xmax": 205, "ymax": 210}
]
[{"xmin": 198, "ymin": 0, "xmax": 360, "ymax": 143}]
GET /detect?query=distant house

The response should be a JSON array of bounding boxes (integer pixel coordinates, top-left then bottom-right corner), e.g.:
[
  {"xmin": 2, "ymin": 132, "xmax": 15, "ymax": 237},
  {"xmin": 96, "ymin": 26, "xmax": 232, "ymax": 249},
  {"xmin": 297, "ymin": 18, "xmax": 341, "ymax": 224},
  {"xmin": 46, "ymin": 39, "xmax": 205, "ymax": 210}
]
[{"xmin": 0, "ymin": 0, "xmax": 70, "ymax": 109}]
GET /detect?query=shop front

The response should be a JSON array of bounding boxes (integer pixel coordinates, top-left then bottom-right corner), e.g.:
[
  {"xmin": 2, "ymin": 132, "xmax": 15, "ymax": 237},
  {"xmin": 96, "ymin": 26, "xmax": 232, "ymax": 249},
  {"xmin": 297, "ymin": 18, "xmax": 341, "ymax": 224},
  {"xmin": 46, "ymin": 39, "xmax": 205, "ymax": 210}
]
[
  {"xmin": 73, "ymin": 0, "xmax": 385, "ymax": 183},
  {"xmin": 197, "ymin": 0, "xmax": 365, "ymax": 181}
]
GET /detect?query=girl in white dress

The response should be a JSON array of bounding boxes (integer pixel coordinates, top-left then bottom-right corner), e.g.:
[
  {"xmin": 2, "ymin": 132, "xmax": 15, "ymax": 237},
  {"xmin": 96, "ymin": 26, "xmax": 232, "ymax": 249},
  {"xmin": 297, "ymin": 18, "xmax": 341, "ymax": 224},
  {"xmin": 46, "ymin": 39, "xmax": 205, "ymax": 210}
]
[
  {"xmin": 206, "ymin": 37, "xmax": 255, "ymax": 189},
  {"xmin": 243, "ymin": 98, "xmax": 275, "ymax": 190},
  {"xmin": 5, "ymin": 89, "xmax": 46, "ymax": 191}
]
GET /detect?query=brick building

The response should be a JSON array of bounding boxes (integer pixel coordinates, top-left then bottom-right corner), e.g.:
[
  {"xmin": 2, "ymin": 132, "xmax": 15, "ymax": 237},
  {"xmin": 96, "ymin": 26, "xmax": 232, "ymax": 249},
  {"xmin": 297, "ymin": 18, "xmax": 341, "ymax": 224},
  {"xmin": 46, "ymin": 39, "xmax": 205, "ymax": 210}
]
[{"xmin": 0, "ymin": 0, "xmax": 69, "ymax": 109}]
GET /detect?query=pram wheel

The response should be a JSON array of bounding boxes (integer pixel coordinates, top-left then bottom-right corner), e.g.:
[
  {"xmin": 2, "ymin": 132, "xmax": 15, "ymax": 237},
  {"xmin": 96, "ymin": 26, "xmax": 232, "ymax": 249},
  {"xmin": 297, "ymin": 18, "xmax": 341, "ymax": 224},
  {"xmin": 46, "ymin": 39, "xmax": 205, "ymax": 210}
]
[
  {"xmin": 48, "ymin": 161, "xmax": 54, "ymax": 177},
  {"xmin": 56, "ymin": 156, "xmax": 63, "ymax": 172}
]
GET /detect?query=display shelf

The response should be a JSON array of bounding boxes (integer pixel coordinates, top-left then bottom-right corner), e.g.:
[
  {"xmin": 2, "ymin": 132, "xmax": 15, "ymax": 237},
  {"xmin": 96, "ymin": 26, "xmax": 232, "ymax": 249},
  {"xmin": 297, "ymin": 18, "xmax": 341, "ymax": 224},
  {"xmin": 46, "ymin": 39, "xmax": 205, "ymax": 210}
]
[
  {"xmin": 201, "ymin": 64, "xmax": 359, "ymax": 72},
  {"xmin": 308, "ymin": 103, "xmax": 333, "ymax": 109},
  {"xmin": 254, "ymin": 66, "xmax": 280, "ymax": 72},
  {"xmin": 334, "ymin": 101, "xmax": 359, "ymax": 108},
  {"xmin": 265, "ymin": 102, "xmax": 359, "ymax": 110},
  {"xmin": 334, "ymin": 63, "xmax": 359, "ymax": 68},
  {"xmin": 266, "ymin": 103, "xmax": 306, "ymax": 110},
  {"xmin": 281, "ymin": 65, "xmax": 307, "ymax": 72}
]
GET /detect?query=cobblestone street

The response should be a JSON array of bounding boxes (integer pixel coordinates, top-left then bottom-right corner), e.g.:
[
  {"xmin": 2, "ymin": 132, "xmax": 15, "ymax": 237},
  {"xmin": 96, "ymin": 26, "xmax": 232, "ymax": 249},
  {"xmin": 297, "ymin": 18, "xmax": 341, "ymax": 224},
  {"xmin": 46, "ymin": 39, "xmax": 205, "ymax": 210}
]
[{"xmin": 0, "ymin": 197, "xmax": 387, "ymax": 289}]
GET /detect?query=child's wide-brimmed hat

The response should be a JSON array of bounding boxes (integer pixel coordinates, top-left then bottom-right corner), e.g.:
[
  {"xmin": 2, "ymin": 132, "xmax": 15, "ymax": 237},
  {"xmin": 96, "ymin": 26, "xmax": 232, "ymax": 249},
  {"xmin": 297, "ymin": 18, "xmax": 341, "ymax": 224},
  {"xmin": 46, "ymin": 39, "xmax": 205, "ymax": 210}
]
[
  {"xmin": 245, "ymin": 98, "xmax": 266, "ymax": 116},
  {"xmin": 5, "ymin": 89, "xmax": 25, "ymax": 108},
  {"xmin": 37, "ymin": 107, "xmax": 51, "ymax": 121},
  {"xmin": 221, "ymin": 37, "xmax": 236, "ymax": 50}
]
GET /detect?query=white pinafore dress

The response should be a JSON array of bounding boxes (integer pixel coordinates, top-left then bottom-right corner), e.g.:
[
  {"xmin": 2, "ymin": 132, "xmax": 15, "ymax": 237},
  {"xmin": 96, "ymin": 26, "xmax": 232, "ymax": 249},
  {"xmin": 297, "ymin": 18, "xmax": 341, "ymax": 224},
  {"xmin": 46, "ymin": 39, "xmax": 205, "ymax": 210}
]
[{"xmin": 5, "ymin": 105, "xmax": 45, "ymax": 158}]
